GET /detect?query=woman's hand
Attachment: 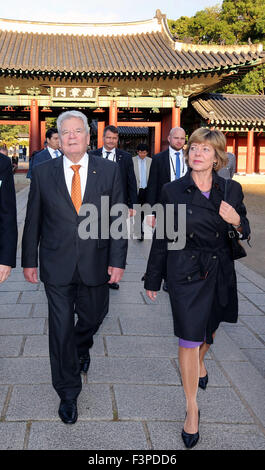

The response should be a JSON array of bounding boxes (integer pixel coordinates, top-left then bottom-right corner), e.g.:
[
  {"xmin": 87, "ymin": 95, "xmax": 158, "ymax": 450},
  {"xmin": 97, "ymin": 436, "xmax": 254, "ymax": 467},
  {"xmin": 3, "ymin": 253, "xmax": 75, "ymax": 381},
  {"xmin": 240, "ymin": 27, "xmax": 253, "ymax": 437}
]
[
  {"xmin": 0, "ymin": 265, "xmax": 11, "ymax": 283},
  {"xmin": 146, "ymin": 290, "xmax": 158, "ymax": 301},
  {"xmin": 219, "ymin": 201, "xmax": 241, "ymax": 226}
]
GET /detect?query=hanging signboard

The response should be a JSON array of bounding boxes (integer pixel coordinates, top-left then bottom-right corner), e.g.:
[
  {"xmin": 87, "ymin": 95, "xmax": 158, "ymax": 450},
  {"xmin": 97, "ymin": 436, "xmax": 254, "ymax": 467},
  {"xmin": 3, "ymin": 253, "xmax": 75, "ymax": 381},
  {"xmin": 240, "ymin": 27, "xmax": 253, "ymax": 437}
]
[{"xmin": 51, "ymin": 86, "xmax": 99, "ymax": 102}]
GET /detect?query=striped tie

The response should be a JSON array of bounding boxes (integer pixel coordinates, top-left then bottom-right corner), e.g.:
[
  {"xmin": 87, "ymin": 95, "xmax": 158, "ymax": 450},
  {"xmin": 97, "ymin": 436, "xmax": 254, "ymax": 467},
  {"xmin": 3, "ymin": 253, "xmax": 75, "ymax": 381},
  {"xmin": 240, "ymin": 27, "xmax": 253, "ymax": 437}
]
[{"xmin": 71, "ymin": 165, "xmax": 82, "ymax": 214}]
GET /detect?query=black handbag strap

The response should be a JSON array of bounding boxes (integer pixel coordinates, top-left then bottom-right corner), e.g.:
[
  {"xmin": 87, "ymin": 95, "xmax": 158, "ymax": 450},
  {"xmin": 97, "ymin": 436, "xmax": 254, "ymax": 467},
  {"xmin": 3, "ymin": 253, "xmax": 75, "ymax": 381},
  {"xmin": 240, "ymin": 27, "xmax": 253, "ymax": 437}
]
[
  {"xmin": 223, "ymin": 178, "xmax": 229, "ymax": 202},
  {"xmin": 223, "ymin": 179, "xmax": 237, "ymax": 239}
]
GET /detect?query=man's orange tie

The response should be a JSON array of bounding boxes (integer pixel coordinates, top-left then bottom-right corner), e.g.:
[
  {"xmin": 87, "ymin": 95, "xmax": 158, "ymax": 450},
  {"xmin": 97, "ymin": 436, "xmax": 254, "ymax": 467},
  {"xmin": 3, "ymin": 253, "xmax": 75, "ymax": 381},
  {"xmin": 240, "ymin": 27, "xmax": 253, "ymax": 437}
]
[{"xmin": 71, "ymin": 165, "xmax": 82, "ymax": 214}]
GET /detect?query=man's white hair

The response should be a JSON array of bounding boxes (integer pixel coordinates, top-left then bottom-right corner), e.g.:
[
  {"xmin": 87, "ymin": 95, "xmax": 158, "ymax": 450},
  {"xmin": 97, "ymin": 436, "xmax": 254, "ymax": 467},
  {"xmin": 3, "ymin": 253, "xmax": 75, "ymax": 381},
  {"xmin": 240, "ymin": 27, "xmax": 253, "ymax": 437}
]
[{"xmin": 57, "ymin": 110, "xmax": 90, "ymax": 135}]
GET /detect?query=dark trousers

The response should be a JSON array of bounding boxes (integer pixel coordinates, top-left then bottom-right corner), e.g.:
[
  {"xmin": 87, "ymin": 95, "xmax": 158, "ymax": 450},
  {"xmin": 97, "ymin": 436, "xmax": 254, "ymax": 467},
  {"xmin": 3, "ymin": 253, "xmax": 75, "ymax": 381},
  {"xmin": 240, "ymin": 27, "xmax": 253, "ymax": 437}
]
[
  {"xmin": 135, "ymin": 188, "xmax": 147, "ymax": 237},
  {"xmin": 44, "ymin": 268, "xmax": 109, "ymax": 401}
]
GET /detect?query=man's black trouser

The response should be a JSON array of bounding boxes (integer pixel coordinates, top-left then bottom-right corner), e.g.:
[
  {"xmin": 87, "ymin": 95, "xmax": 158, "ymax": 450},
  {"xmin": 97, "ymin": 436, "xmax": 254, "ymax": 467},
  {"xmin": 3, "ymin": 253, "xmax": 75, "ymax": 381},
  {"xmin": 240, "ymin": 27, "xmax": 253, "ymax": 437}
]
[{"xmin": 45, "ymin": 267, "xmax": 109, "ymax": 401}]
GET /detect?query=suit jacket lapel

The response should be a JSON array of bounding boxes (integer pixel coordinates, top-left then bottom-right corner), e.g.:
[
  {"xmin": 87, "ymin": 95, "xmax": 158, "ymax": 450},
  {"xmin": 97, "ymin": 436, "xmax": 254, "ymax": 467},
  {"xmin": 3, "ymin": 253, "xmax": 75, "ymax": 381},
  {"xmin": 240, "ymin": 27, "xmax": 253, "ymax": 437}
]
[
  {"xmin": 52, "ymin": 156, "xmax": 75, "ymax": 212},
  {"xmin": 182, "ymin": 170, "xmax": 223, "ymax": 213},
  {"xmin": 82, "ymin": 154, "xmax": 100, "ymax": 205},
  {"xmin": 115, "ymin": 148, "xmax": 123, "ymax": 164},
  {"xmin": 164, "ymin": 150, "xmax": 171, "ymax": 181}
]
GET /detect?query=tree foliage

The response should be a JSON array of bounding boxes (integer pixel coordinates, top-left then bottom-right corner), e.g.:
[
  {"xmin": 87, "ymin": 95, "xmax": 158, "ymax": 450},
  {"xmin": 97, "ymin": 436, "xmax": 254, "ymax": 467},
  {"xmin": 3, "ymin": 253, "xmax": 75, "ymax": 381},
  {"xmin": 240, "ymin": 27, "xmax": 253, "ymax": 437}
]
[
  {"xmin": 0, "ymin": 125, "xmax": 29, "ymax": 147},
  {"xmin": 168, "ymin": 0, "xmax": 265, "ymax": 94}
]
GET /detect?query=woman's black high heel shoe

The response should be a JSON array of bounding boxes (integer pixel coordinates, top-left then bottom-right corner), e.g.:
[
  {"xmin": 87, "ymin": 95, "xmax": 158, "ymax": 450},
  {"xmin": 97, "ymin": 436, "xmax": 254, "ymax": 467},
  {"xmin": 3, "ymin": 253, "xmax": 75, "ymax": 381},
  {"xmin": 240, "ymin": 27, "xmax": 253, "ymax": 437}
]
[
  {"xmin": 181, "ymin": 410, "xmax": 200, "ymax": 449},
  {"xmin": 199, "ymin": 373, "xmax": 208, "ymax": 390}
]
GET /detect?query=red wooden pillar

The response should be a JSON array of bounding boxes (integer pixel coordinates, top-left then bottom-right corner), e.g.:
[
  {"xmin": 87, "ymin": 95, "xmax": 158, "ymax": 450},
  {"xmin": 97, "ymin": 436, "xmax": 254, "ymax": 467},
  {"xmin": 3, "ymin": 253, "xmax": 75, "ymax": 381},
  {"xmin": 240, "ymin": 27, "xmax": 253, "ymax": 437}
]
[
  {"xmin": 154, "ymin": 122, "xmax": 161, "ymax": 155},
  {"xmin": 109, "ymin": 100, "xmax": 118, "ymax": 127},
  {"xmin": 97, "ymin": 121, "xmax": 105, "ymax": 148},
  {"xmin": 246, "ymin": 129, "xmax": 254, "ymax": 174},
  {"xmin": 172, "ymin": 106, "xmax": 181, "ymax": 128},
  {"xmin": 29, "ymin": 99, "xmax": 40, "ymax": 156},
  {"xmin": 40, "ymin": 121, "xmax": 46, "ymax": 149},
  {"xmin": 235, "ymin": 134, "xmax": 239, "ymax": 172}
]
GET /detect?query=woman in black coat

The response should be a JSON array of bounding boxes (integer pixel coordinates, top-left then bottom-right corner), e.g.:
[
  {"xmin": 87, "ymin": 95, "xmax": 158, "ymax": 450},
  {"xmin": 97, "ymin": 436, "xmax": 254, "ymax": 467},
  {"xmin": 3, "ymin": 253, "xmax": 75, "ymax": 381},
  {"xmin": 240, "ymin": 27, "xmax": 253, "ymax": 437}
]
[{"xmin": 144, "ymin": 128, "xmax": 250, "ymax": 449}]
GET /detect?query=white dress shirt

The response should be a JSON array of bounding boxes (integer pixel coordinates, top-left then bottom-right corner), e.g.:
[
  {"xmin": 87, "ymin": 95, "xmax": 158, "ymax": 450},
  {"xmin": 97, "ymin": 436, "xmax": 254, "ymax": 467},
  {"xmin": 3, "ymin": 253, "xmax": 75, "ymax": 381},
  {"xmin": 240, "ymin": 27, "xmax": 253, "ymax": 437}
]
[
  {"xmin": 102, "ymin": 147, "xmax": 116, "ymax": 162},
  {"xmin": 169, "ymin": 146, "xmax": 187, "ymax": 181},
  {"xmin": 63, "ymin": 153, "xmax": 89, "ymax": 199},
  {"xmin": 137, "ymin": 156, "xmax": 147, "ymax": 189},
  {"xmin": 47, "ymin": 146, "xmax": 61, "ymax": 159}
]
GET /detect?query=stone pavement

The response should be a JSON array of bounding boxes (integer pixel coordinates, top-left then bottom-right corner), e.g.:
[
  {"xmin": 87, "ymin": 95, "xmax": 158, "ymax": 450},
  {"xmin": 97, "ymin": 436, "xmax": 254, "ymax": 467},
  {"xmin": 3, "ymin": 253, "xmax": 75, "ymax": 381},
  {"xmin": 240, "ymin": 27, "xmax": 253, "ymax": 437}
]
[{"xmin": 0, "ymin": 186, "xmax": 265, "ymax": 451}]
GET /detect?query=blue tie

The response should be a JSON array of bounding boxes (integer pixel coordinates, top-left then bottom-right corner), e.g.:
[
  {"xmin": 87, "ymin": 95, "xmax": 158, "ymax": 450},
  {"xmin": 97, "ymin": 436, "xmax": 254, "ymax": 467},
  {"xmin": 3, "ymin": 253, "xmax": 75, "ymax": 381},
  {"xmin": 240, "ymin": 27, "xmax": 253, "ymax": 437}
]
[
  {"xmin": 105, "ymin": 151, "xmax": 111, "ymax": 159},
  {"xmin": 175, "ymin": 152, "xmax": 180, "ymax": 179},
  {"xmin": 140, "ymin": 159, "xmax": 147, "ymax": 189},
  {"xmin": 54, "ymin": 150, "xmax": 59, "ymax": 158}
]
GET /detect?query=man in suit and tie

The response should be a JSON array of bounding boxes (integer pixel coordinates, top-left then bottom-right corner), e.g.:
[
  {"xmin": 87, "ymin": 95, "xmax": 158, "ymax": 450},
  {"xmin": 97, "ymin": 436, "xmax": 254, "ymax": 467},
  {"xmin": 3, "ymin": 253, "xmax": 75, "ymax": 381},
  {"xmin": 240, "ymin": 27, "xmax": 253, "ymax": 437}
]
[
  {"xmin": 91, "ymin": 125, "xmax": 137, "ymax": 289},
  {"xmin": 0, "ymin": 150, "xmax": 17, "ymax": 282},
  {"xmin": 27, "ymin": 128, "xmax": 62, "ymax": 179},
  {"xmin": 22, "ymin": 111, "xmax": 127, "ymax": 424},
  {"xmin": 132, "ymin": 143, "xmax": 152, "ymax": 240},
  {"xmin": 146, "ymin": 127, "xmax": 187, "ymax": 212},
  {"xmin": 146, "ymin": 126, "xmax": 187, "ymax": 291}
]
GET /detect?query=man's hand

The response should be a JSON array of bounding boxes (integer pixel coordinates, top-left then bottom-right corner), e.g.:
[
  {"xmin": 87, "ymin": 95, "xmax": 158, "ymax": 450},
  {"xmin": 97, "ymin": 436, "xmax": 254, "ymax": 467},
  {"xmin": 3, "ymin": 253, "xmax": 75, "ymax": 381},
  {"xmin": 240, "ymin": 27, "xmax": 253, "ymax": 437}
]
[
  {"xmin": 108, "ymin": 266, "xmax": 125, "ymax": 284},
  {"xmin": 23, "ymin": 267, "xmax": 38, "ymax": 284},
  {"xmin": 128, "ymin": 208, "xmax": 136, "ymax": 218},
  {"xmin": 0, "ymin": 265, "xmax": 11, "ymax": 283},
  {"xmin": 146, "ymin": 215, "xmax": 156, "ymax": 228},
  {"xmin": 146, "ymin": 290, "xmax": 157, "ymax": 301}
]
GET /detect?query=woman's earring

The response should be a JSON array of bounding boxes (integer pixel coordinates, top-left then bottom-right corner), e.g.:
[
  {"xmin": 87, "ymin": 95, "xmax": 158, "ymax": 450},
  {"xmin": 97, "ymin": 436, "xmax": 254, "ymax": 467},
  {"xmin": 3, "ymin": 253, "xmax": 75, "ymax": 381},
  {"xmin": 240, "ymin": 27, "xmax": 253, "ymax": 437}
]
[{"xmin": 213, "ymin": 161, "xmax": 217, "ymax": 168}]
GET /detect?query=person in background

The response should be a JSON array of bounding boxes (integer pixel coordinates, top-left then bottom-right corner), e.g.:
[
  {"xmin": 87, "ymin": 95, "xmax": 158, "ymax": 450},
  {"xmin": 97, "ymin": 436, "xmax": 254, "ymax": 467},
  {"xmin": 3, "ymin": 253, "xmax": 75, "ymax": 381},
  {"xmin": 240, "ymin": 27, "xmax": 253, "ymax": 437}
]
[
  {"xmin": 132, "ymin": 143, "xmax": 152, "ymax": 240},
  {"xmin": 144, "ymin": 128, "xmax": 250, "ymax": 449},
  {"xmin": 0, "ymin": 145, "xmax": 8, "ymax": 156},
  {"xmin": 91, "ymin": 125, "xmax": 137, "ymax": 289},
  {"xmin": 27, "ymin": 128, "xmax": 62, "ymax": 179},
  {"xmin": 0, "ymin": 148, "xmax": 18, "ymax": 283},
  {"xmin": 217, "ymin": 152, "xmax": 236, "ymax": 179}
]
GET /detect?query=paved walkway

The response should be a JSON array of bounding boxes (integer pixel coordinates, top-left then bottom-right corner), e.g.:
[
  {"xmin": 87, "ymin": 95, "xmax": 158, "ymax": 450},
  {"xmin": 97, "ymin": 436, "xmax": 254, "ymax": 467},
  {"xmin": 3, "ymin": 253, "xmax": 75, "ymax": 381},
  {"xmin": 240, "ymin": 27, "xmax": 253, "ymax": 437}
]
[{"xmin": 0, "ymin": 186, "xmax": 265, "ymax": 450}]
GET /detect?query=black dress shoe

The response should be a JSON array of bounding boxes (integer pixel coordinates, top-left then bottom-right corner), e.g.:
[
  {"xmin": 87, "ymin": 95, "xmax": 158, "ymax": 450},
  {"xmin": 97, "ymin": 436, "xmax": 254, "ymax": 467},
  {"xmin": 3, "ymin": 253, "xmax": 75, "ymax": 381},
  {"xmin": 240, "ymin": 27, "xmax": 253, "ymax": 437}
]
[
  {"xmin": 79, "ymin": 353, "xmax": 90, "ymax": 374},
  {"xmin": 199, "ymin": 373, "xmax": 208, "ymax": 390},
  {"xmin": 58, "ymin": 399, "xmax": 78, "ymax": 424},
  {"xmin": 108, "ymin": 282, "xmax": 119, "ymax": 290},
  {"xmin": 181, "ymin": 410, "xmax": 200, "ymax": 449}
]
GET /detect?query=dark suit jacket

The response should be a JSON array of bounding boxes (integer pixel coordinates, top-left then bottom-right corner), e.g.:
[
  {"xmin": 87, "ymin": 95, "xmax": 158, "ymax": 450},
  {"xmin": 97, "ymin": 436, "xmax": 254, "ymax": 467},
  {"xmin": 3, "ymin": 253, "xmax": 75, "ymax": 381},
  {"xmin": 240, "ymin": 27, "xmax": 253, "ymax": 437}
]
[
  {"xmin": 22, "ymin": 154, "xmax": 128, "ymax": 286},
  {"xmin": 90, "ymin": 148, "xmax": 137, "ymax": 208},
  {"xmin": 0, "ymin": 153, "xmax": 17, "ymax": 267},
  {"xmin": 27, "ymin": 149, "xmax": 62, "ymax": 179},
  {"xmin": 146, "ymin": 149, "xmax": 171, "ymax": 207}
]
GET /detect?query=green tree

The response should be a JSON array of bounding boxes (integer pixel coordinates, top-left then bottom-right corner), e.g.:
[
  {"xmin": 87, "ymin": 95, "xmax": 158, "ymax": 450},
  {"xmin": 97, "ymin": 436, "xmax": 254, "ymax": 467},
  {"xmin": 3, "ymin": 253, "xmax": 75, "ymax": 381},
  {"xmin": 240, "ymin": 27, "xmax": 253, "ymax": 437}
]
[
  {"xmin": 0, "ymin": 125, "xmax": 28, "ymax": 147},
  {"xmin": 168, "ymin": 0, "xmax": 265, "ymax": 94},
  {"xmin": 221, "ymin": 0, "xmax": 265, "ymax": 43},
  {"xmin": 220, "ymin": 65, "xmax": 265, "ymax": 94}
]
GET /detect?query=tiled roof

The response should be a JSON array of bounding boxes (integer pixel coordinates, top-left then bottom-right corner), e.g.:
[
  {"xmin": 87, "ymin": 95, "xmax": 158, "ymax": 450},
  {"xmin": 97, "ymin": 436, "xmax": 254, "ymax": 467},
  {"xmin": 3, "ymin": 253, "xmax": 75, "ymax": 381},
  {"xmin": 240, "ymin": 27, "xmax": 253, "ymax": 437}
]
[
  {"xmin": 90, "ymin": 120, "xmax": 149, "ymax": 135},
  {"xmin": 0, "ymin": 28, "xmax": 263, "ymax": 78},
  {"xmin": 191, "ymin": 93, "xmax": 265, "ymax": 126}
]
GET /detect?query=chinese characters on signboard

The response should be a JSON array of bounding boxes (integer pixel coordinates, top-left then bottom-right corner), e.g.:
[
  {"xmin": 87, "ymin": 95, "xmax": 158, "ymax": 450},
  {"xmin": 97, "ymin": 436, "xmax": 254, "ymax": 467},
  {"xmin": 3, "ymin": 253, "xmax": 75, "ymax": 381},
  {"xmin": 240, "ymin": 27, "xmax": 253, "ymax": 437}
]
[{"xmin": 51, "ymin": 87, "xmax": 98, "ymax": 101}]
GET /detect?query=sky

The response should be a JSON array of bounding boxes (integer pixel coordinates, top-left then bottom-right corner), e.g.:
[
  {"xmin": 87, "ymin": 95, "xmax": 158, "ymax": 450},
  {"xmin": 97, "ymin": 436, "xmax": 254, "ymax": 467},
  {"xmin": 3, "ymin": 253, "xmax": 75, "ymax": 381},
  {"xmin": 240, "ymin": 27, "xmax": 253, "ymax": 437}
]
[{"xmin": 1, "ymin": 0, "xmax": 221, "ymax": 23}]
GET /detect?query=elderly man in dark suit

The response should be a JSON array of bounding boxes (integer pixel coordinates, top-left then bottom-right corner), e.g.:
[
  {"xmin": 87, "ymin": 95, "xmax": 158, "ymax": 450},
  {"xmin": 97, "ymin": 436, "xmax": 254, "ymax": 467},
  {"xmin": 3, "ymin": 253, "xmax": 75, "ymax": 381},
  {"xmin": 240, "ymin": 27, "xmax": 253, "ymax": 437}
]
[
  {"xmin": 91, "ymin": 125, "xmax": 137, "ymax": 289},
  {"xmin": 27, "ymin": 128, "xmax": 62, "ymax": 179},
  {"xmin": 0, "ymin": 151, "xmax": 17, "ymax": 282},
  {"xmin": 22, "ymin": 111, "xmax": 127, "ymax": 424}
]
